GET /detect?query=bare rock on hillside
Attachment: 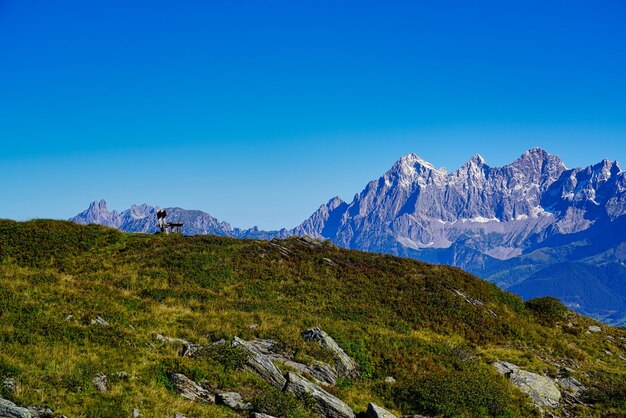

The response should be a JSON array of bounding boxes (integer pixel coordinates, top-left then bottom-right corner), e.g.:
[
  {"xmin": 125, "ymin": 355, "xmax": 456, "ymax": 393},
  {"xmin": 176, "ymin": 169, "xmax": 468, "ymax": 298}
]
[
  {"xmin": 170, "ymin": 373, "xmax": 215, "ymax": 403},
  {"xmin": 232, "ymin": 337, "xmax": 286, "ymax": 389},
  {"xmin": 302, "ymin": 328, "xmax": 358, "ymax": 377},
  {"xmin": 284, "ymin": 372, "xmax": 355, "ymax": 418},
  {"xmin": 365, "ymin": 402, "xmax": 398, "ymax": 418},
  {"xmin": 216, "ymin": 392, "xmax": 252, "ymax": 411},
  {"xmin": 494, "ymin": 361, "xmax": 561, "ymax": 408}
]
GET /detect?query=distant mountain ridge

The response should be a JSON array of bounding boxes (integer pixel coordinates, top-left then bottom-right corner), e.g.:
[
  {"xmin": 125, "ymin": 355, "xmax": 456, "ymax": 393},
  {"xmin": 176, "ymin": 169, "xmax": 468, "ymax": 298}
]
[{"xmin": 70, "ymin": 148, "xmax": 626, "ymax": 325}]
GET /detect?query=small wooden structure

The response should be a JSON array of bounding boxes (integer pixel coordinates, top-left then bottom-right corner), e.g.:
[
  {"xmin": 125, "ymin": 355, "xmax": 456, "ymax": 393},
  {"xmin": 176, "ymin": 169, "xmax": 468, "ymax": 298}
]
[{"xmin": 166, "ymin": 222, "xmax": 184, "ymax": 234}]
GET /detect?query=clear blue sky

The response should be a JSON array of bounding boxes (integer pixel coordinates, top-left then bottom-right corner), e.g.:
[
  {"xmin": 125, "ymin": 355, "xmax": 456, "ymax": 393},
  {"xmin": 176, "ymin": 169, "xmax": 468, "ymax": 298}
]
[{"xmin": 1, "ymin": 0, "xmax": 625, "ymax": 229}]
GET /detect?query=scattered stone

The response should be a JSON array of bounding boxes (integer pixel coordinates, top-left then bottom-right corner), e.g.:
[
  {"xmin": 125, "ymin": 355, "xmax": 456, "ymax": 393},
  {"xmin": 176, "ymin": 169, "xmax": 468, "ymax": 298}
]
[
  {"xmin": 26, "ymin": 407, "xmax": 53, "ymax": 418},
  {"xmin": 284, "ymin": 372, "xmax": 355, "ymax": 418},
  {"xmin": 133, "ymin": 408, "xmax": 140, "ymax": 417},
  {"xmin": 90, "ymin": 316, "xmax": 109, "ymax": 326},
  {"xmin": 365, "ymin": 402, "xmax": 398, "ymax": 418},
  {"xmin": 251, "ymin": 414, "xmax": 277, "ymax": 418},
  {"xmin": 248, "ymin": 324, "xmax": 258, "ymax": 329},
  {"xmin": 588, "ymin": 325, "xmax": 601, "ymax": 333},
  {"xmin": 605, "ymin": 350, "xmax": 613, "ymax": 356},
  {"xmin": 302, "ymin": 328, "xmax": 358, "ymax": 377},
  {"xmin": 216, "ymin": 392, "xmax": 252, "ymax": 411},
  {"xmin": 297, "ymin": 236, "xmax": 324, "ymax": 248},
  {"xmin": 494, "ymin": 361, "xmax": 561, "ymax": 408},
  {"xmin": 2, "ymin": 378, "xmax": 17, "ymax": 394},
  {"xmin": 0, "ymin": 397, "xmax": 32, "ymax": 418},
  {"xmin": 384, "ymin": 376, "xmax": 397, "ymax": 384},
  {"xmin": 65, "ymin": 314, "xmax": 74, "ymax": 321},
  {"xmin": 232, "ymin": 337, "xmax": 286, "ymax": 389},
  {"xmin": 182, "ymin": 342, "xmax": 202, "ymax": 358},
  {"xmin": 155, "ymin": 334, "xmax": 190, "ymax": 345},
  {"xmin": 170, "ymin": 373, "xmax": 215, "ymax": 403},
  {"xmin": 212, "ymin": 339, "xmax": 226, "ymax": 346},
  {"xmin": 323, "ymin": 258, "xmax": 336, "ymax": 266},
  {"xmin": 92, "ymin": 373, "xmax": 108, "ymax": 393},
  {"xmin": 174, "ymin": 414, "xmax": 187, "ymax": 418}
]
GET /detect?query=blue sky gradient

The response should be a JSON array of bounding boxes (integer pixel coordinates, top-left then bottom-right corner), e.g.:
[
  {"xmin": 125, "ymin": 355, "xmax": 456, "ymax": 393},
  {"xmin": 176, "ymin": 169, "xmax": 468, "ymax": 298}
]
[{"xmin": 1, "ymin": 0, "xmax": 625, "ymax": 229}]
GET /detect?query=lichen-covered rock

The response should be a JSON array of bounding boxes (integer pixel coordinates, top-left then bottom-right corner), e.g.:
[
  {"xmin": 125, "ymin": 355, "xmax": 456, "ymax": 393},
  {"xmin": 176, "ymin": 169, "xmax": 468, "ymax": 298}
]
[
  {"xmin": 588, "ymin": 325, "xmax": 602, "ymax": 333},
  {"xmin": 302, "ymin": 328, "xmax": 358, "ymax": 377},
  {"xmin": 216, "ymin": 392, "xmax": 252, "ymax": 411},
  {"xmin": 364, "ymin": 402, "xmax": 397, "ymax": 418},
  {"xmin": 26, "ymin": 407, "xmax": 53, "ymax": 418},
  {"xmin": 170, "ymin": 373, "xmax": 215, "ymax": 403},
  {"xmin": 232, "ymin": 337, "xmax": 286, "ymax": 389},
  {"xmin": 284, "ymin": 372, "xmax": 355, "ymax": 418},
  {"xmin": 92, "ymin": 373, "xmax": 108, "ymax": 393},
  {"xmin": 0, "ymin": 397, "xmax": 32, "ymax": 418},
  {"xmin": 494, "ymin": 361, "xmax": 561, "ymax": 408}
]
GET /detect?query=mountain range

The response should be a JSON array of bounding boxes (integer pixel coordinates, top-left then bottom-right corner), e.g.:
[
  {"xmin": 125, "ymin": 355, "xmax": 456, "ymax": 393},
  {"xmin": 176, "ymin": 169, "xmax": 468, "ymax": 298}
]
[{"xmin": 70, "ymin": 148, "xmax": 626, "ymax": 325}]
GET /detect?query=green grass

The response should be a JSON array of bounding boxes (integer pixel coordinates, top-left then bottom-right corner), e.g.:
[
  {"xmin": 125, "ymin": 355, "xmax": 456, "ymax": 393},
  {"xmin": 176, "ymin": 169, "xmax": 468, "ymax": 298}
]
[{"xmin": 0, "ymin": 219, "xmax": 625, "ymax": 417}]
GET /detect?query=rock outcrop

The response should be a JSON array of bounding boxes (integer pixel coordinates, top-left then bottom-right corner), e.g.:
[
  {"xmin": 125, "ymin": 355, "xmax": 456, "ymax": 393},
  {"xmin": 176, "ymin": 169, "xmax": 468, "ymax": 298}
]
[
  {"xmin": 284, "ymin": 372, "xmax": 355, "ymax": 418},
  {"xmin": 494, "ymin": 361, "xmax": 561, "ymax": 409},
  {"xmin": 170, "ymin": 373, "xmax": 215, "ymax": 403},
  {"xmin": 364, "ymin": 402, "xmax": 398, "ymax": 418},
  {"xmin": 0, "ymin": 397, "xmax": 31, "ymax": 418},
  {"xmin": 232, "ymin": 337, "xmax": 287, "ymax": 389},
  {"xmin": 216, "ymin": 392, "xmax": 252, "ymax": 411},
  {"xmin": 302, "ymin": 328, "xmax": 358, "ymax": 377}
]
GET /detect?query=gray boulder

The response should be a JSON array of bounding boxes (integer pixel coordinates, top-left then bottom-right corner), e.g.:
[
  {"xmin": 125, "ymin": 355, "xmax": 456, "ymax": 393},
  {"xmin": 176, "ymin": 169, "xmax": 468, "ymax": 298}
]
[
  {"xmin": 216, "ymin": 392, "xmax": 252, "ymax": 411},
  {"xmin": 284, "ymin": 372, "xmax": 355, "ymax": 418},
  {"xmin": 0, "ymin": 398, "xmax": 32, "ymax": 418},
  {"xmin": 364, "ymin": 403, "xmax": 397, "ymax": 418},
  {"xmin": 494, "ymin": 361, "xmax": 561, "ymax": 408},
  {"xmin": 302, "ymin": 328, "xmax": 358, "ymax": 377},
  {"xmin": 170, "ymin": 373, "xmax": 215, "ymax": 403},
  {"xmin": 232, "ymin": 337, "xmax": 286, "ymax": 389}
]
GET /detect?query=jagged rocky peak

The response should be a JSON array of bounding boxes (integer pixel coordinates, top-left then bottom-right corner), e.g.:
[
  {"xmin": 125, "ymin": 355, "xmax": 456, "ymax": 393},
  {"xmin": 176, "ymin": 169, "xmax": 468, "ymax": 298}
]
[{"xmin": 326, "ymin": 196, "xmax": 346, "ymax": 210}]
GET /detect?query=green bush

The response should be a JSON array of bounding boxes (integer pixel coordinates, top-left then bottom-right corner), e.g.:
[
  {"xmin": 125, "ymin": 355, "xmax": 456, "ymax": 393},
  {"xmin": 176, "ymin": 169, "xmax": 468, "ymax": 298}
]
[
  {"xmin": 525, "ymin": 297, "xmax": 567, "ymax": 326},
  {"xmin": 393, "ymin": 366, "xmax": 519, "ymax": 417}
]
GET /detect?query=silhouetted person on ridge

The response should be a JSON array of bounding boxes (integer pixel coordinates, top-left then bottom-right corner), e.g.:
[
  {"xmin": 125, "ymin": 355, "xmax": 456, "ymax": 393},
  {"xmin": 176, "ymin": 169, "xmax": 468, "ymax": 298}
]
[{"xmin": 156, "ymin": 208, "xmax": 168, "ymax": 233}]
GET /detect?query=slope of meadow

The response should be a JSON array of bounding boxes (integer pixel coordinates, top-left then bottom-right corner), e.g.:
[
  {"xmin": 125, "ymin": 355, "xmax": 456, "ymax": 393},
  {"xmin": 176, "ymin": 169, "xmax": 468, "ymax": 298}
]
[{"xmin": 0, "ymin": 220, "xmax": 625, "ymax": 417}]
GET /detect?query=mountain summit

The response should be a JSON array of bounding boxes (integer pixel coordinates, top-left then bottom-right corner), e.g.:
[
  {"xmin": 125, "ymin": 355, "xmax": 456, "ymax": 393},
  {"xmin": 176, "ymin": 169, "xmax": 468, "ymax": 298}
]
[{"xmin": 71, "ymin": 148, "xmax": 626, "ymax": 324}]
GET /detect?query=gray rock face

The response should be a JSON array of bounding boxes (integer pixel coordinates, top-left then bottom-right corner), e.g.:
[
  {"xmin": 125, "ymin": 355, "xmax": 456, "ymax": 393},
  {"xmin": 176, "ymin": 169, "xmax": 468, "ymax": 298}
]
[
  {"xmin": 494, "ymin": 361, "xmax": 561, "ymax": 408},
  {"xmin": 25, "ymin": 407, "xmax": 53, "ymax": 418},
  {"xmin": 170, "ymin": 373, "xmax": 215, "ymax": 403},
  {"xmin": 364, "ymin": 402, "xmax": 398, "ymax": 418},
  {"xmin": 231, "ymin": 337, "xmax": 287, "ymax": 389},
  {"xmin": 302, "ymin": 328, "xmax": 358, "ymax": 377},
  {"xmin": 284, "ymin": 372, "xmax": 355, "ymax": 418},
  {"xmin": 0, "ymin": 398, "xmax": 32, "ymax": 418},
  {"xmin": 216, "ymin": 392, "xmax": 252, "ymax": 411}
]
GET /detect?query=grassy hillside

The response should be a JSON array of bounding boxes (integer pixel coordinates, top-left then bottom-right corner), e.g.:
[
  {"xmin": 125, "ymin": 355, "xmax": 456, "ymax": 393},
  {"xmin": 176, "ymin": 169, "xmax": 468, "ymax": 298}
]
[{"xmin": 0, "ymin": 220, "xmax": 625, "ymax": 417}]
